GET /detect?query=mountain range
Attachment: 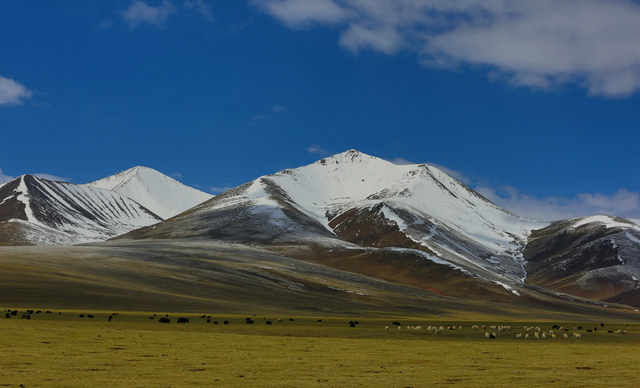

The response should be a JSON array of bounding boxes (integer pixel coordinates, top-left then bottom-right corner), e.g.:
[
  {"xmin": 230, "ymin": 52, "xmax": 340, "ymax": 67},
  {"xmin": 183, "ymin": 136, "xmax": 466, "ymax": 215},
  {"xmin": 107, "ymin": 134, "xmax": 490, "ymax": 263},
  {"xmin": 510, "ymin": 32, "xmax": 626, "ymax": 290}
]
[
  {"xmin": 1, "ymin": 150, "xmax": 640, "ymax": 310},
  {"xmin": 0, "ymin": 167, "xmax": 212, "ymax": 245}
]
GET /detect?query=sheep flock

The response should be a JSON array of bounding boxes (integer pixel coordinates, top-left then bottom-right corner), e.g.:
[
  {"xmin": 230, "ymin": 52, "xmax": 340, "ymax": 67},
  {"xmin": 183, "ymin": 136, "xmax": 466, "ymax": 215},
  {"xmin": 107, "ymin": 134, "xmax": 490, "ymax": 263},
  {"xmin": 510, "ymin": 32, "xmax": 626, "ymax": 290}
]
[{"xmin": 383, "ymin": 322, "xmax": 633, "ymax": 340}]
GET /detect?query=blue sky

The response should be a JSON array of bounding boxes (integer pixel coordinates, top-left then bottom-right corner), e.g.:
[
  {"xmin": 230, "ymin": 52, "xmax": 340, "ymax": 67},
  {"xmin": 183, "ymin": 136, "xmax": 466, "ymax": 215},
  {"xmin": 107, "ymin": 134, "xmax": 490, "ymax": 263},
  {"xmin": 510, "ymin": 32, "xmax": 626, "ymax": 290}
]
[{"xmin": 1, "ymin": 0, "xmax": 640, "ymax": 221}]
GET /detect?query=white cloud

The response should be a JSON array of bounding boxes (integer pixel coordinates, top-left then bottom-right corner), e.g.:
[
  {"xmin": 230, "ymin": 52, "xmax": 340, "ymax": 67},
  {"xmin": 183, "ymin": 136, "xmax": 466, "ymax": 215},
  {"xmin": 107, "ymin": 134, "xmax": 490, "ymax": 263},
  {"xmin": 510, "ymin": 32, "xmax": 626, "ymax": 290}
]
[
  {"xmin": 255, "ymin": 0, "xmax": 640, "ymax": 97},
  {"xmin": 476, "ymin": 186, "xmax": 640, "ymax": 221},
  {"xmin": 121, "ymin": 0, "xmax": 177, "ymax": 29},
  {"xmin": 252, "ymin": 0, "xmax": 353, "ymax": 28},
  {"xmin": 307, "ymin": 145, "xmax": 331, "ymax": 156},
  {"xmin": 210, "ymin": 185, "xmax": 233, "ymax": 193},
  {"xmin": 32, "ymin": 173, "xmax": 72, "ymax": 182},
  {"xmin": 272, "ymin": 105, "xmax": 287, "ymax": 112},
  {"xmin": 184, "ymin": 0, "xmax": 214, "ymax": 22},
  {"xmin": 170, "ymin": 172, "xmax": 183, "ymax": 179},
  {"xmin": 0, "ymin": 168, "xmax": 14, "ymax": 184},
  {"xmin": 0, "ymin": 76, "xmax": 33, "ymax": 106}
]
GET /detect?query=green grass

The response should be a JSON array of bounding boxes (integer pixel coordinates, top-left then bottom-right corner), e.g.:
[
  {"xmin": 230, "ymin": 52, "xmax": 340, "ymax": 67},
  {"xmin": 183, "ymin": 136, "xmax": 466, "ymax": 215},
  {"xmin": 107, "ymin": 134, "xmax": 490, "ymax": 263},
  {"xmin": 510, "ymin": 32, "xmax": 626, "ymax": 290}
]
[{"xmin": 2, "ymin": 310, "xmax": 640, "ymax": 387}]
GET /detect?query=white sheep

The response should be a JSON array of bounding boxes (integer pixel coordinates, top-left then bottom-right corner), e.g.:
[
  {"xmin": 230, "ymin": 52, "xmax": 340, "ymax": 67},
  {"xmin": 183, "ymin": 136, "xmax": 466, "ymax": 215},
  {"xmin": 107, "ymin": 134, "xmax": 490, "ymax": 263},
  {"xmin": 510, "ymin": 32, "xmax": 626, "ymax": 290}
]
[
  {"xmin": 563, "ymin": 333, "xmax": 569, "ymax": 339},
  {"xmin": 485, "ymin": 332, "xmax": 490, "ymax": 339},
  {"xmin": 534, "ymin": 332, "xmax": 540, "ymax": 339},
  {"xmin": 525, "ymin": 334, "xmax": 529, "ymax": 339},
  {"xmin": 471, "ymin": 325, "xmax": 479, "ymax": 330},
  {"xmin": 385, "ymin": 326, "xmax": 389, "ymax": 330}
]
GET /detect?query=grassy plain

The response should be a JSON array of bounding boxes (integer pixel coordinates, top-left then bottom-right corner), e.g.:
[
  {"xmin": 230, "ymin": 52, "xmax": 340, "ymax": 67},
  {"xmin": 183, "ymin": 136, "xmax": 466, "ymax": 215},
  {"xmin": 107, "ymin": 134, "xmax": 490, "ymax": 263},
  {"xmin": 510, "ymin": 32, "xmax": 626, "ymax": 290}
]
[{"xmin": 2, "ymin": 311, "xmax": 640, "ymax": 387}]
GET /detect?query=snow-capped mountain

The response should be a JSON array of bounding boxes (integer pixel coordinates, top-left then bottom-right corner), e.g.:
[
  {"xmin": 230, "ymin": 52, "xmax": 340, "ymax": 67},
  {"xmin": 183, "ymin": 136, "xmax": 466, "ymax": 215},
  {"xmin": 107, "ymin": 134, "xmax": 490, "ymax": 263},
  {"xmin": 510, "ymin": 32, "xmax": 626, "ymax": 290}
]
[
  {"xmin": 86, "ymin": 166, "xmax": 213, "ymax": 219},
  {"xmin": 0, "ymin": 175, "xmax": 162, "ymax": 245},
  {"xmin": 524, "ymin": 215, "xmax": 640, "ymax": 302},
  {"xmin": 118, "ymin": 150, "xmax": 548, "ymax": 285}
]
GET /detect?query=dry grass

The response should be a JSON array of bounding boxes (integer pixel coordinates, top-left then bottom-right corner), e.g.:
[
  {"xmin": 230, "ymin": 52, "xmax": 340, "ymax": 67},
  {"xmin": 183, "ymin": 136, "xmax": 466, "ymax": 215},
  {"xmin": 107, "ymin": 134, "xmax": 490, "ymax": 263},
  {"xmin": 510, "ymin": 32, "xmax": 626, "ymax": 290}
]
[{"xmin": 2, "ymin": 311, "xmax": 640, "ymax": 387}]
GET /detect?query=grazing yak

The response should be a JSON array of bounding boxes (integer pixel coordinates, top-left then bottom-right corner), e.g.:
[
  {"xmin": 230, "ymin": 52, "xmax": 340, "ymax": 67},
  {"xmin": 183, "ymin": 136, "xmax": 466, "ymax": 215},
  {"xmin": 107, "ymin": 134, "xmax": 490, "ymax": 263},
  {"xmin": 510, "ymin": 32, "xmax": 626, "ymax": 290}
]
[
  {"xmin": 177, "ymin": 318, "xmax": 189, "ymax": 324},
  {"xmin": 159, "ymin": 318, "xmax": 170, "ymax": 323}
]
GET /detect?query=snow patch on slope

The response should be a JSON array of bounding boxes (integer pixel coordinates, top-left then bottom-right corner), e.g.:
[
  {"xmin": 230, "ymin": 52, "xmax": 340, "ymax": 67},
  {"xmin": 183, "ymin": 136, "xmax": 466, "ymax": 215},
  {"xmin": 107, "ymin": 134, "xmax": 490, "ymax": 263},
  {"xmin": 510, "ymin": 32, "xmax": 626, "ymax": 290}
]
[
  {"xmin": 16, "ymin": 176, "xmax": 36, "ymax": 223},
  {"xmin": 572, "ymin": 215, "xmax": 640, "ymax": 231},
  {"xmin": 626, "ymin": 232, "xmax": 640, "ymax": 245}
]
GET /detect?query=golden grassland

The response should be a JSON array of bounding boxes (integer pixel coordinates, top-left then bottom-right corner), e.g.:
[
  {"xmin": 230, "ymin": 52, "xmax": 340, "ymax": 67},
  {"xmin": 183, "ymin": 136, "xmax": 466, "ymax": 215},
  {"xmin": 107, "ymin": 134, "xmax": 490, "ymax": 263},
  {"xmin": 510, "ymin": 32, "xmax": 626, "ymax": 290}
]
[{"xmin": 2, "ymin": 310, "xmax": 640, "ymax": 387}]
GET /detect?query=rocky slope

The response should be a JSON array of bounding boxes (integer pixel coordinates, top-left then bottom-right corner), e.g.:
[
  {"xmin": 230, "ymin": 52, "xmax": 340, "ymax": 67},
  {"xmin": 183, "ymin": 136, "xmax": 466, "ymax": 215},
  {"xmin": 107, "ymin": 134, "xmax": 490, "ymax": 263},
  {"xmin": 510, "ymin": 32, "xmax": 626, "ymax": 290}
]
[{"xmin": 524, "ymin": 215, "xmax": 640, "ymax": 302}]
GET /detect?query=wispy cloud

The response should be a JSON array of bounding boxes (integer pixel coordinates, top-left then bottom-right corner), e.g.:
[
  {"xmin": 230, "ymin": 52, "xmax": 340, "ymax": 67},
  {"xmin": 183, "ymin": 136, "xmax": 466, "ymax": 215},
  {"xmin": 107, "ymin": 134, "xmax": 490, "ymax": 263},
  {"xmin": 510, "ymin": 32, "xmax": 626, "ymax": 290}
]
[
  {"xmin": 32, "ymin": 173, "xmax": 72, "ymax": 182},
  {"xmin": 251, "ymin": 0, "xmax": 352, "ymax": 28},
  {"xmin": 0, "ymin": 168, "xmax": 14, "ymax": 184},
  {"xmin": 121, "ymin": 0, "xmax": 177, "ymax": 29},
  {"xmin": 184, "ymin": 0, "xmax": 214, "ymax": 22},
  {"xmin": 98, "ymin": 20, "xmax": 114, "ymax": 29},
  {"xmin": 251, "ymin": 114, "xmax": 271, "ymax": 121},
  {"xmin": 307, "ymin": 145, "xmax": 331, "ymax": 156},
  {"xmin": 251, "ymin": 105, "xmax": 286, "ymax": 121},
  {"xmin": 389, "ymin": 157, "xmax": 413, "ymax": 165},
  {"xmin": 170, "ymin": 172, "xmax": 183, "ymax": 179},
  {"xmin": 255, "ymin": 0, "xmax": 640, "ymax": 97},
  {"xmin": 0, "ymin": 76, "xmax": 33, "ymax": 106},
  {"xmin": 476, "ymin": 186, "xmax": 640, "ymax": 222},
  {"xmin": 210, "ymin": 185, "xmax": 233, "ymax": 193}
]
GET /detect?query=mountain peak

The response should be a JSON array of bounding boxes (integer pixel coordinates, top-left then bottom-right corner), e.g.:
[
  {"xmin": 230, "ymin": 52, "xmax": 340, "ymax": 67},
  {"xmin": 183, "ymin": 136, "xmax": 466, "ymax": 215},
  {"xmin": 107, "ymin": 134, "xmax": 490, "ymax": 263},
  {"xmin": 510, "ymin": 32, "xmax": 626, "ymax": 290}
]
[
  {"xmin": 317, "ymin": 149, "xmax": 380, "ymax": 165},
  {"xmin": 86, "ymin": 166, "xmax": 213, "ymax": 219}
]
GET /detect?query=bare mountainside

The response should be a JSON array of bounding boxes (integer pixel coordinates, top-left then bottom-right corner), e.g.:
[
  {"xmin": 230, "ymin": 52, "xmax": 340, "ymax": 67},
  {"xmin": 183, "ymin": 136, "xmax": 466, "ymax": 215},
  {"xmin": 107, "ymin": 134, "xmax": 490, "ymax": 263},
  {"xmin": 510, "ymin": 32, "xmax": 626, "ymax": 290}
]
[
  {"xmin": 1, "ymin": 240, "xmax": 638, "ymax": 322},
  {"xmin": 0, "ymin": 175, "xmax": 161, "ymax": 246}
]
